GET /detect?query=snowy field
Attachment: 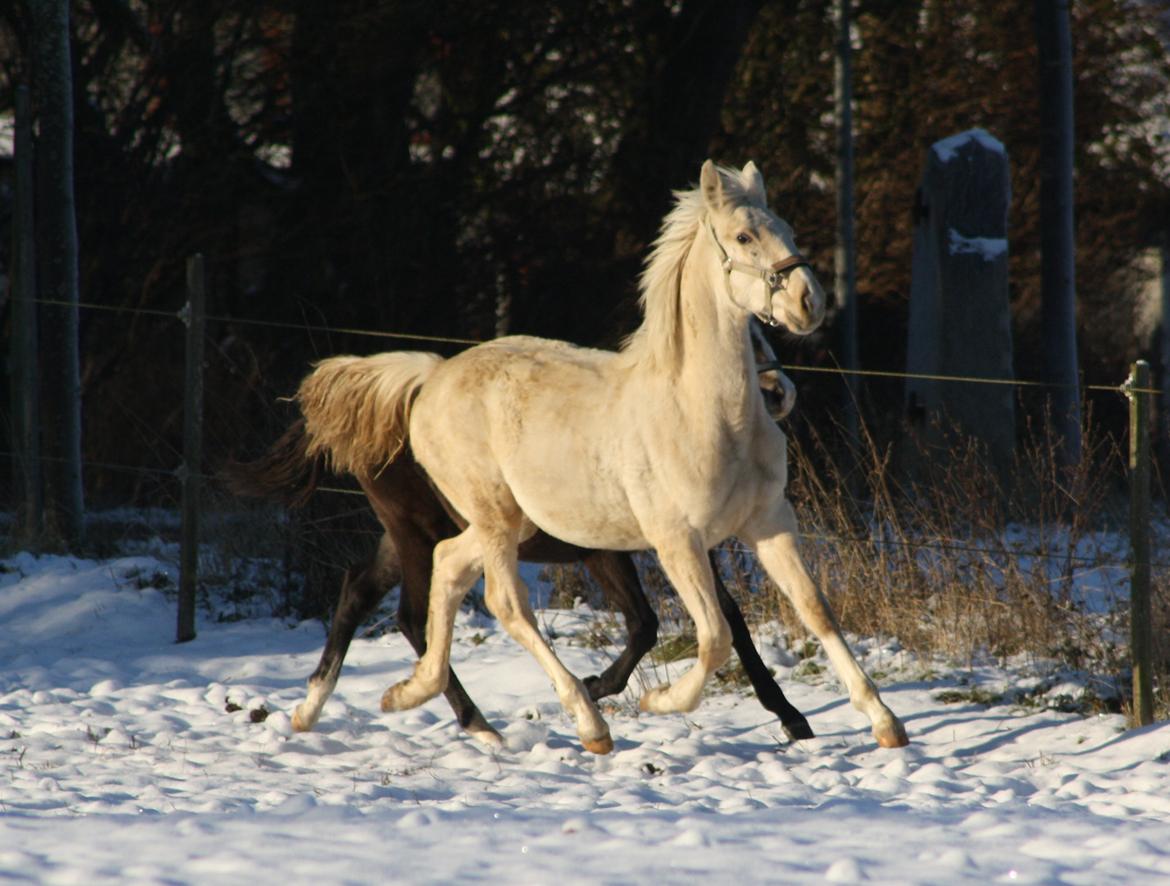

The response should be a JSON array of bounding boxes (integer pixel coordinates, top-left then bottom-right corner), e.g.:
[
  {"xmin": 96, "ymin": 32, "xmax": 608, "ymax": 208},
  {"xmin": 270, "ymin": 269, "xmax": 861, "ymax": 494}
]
[{"xmin": 2, "ymin": 548, "xmax": 1169, "ymax": 885}]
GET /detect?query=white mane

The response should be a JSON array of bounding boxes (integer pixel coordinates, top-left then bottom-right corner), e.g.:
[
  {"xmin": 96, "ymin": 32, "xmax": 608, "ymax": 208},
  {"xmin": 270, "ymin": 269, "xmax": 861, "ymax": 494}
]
[{"xmin": 620, "ymin": 165, "xmax": 761, "ymax": 371}]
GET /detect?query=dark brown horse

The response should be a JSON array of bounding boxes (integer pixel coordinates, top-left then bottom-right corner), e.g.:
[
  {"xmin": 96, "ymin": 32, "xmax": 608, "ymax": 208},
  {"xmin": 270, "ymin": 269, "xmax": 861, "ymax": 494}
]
[{"xmin": 226, "ymin": 351, "xmax": 813, "ymax": 746}]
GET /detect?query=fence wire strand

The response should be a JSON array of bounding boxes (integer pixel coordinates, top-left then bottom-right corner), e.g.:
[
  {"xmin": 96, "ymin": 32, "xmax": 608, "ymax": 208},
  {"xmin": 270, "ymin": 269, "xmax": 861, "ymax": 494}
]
[
  {"xmin": 6, "ymin": 295, "xmax": 1165, "ymax": 576},
  {"xmin": 13, "ymin": 295, "xmax": 1164, "ymax": 396},
  {"xmin": 6, "ymin": 449, "xmax": 1163, "ymax": 573}
]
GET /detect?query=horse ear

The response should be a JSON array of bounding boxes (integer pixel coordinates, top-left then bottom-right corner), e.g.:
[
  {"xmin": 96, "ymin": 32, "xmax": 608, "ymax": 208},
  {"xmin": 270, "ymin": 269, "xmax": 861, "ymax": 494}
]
[
  {"xmin": 700, "ymin": 160, "xmax": 725, "ymax": 211},
  {"xmin": 742, "ymin": 161, "xmax": 767, "ymax": 206}
]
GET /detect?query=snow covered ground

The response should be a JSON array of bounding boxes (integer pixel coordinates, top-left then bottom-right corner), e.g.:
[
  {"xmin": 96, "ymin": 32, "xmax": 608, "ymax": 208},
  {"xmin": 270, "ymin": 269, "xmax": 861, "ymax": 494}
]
[{"xmin": 2, "ymin": 548, "xmax": 1169, "ymax": 884}]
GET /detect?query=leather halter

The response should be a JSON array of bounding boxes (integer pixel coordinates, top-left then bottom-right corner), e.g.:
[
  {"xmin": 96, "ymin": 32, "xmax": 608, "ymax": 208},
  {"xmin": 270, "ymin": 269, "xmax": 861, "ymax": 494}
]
[{"xmin": 705, "ymin": 218, "xmax": 810, "ymax": 327}]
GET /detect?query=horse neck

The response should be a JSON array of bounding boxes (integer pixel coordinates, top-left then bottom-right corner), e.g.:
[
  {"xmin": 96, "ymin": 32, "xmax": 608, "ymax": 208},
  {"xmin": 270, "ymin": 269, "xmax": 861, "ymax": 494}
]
[{"xmin": 673, "ymin": 238, "xmax": 758, "ymax": 423}]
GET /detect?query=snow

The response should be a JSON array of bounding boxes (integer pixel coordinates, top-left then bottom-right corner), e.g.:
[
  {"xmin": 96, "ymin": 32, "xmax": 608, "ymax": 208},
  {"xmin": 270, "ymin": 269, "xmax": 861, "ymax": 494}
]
[
  {"xmin": 932, "ymin": 128, "xmax": 1007, "ymax": 163},
  {"xmin": 3, "ymin": 550, "xmax": 1170, "ymax": 884}
]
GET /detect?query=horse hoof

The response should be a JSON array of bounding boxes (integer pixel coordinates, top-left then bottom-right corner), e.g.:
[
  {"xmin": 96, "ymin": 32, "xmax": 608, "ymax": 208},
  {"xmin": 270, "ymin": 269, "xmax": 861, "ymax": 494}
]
[
  {"xmin": 638, "ymin": 685, "xmax": 670, "ymax": 713},
  {"xmin": 290, "ymin": 707, "xmax": 315, "ymax": 733},
  {"xmin": 381, "ymin": 683, "xmax": 413, "ymax": 712},
  {"xmin": 874, "ymin": 717, "xmax": 909, "ymax": 748},
  {"xmin": 465, "ymin": 715, "xmax": 504, "ymax": 749},
  {"xmin": 782, "ymin": 718, "xmax": 815, "ymax": 742},
  {"xmin": 582, "ymin": 734, "xmax": 614, "ymax": 755}
]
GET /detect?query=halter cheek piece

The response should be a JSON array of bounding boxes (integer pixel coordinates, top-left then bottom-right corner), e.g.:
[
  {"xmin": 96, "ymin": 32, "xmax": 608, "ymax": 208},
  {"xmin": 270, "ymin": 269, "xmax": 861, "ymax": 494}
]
[{"xmin": 705, "ymin": 219, "xmax": 810, "ymax": 327}]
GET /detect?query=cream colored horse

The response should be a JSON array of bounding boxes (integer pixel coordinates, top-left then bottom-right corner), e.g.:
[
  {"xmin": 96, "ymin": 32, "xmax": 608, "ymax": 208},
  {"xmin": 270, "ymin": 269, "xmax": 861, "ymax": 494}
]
[{"xmin": 300, "ymin": 161, "xmax": 907, "ymax": 754}]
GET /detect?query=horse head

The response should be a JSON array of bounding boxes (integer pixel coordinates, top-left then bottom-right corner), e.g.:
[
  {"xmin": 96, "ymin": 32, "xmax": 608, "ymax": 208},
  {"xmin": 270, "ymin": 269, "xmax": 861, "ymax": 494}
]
[{"xmin": 700, "ymin": 160, "xmax": 826, "ymax": 335}]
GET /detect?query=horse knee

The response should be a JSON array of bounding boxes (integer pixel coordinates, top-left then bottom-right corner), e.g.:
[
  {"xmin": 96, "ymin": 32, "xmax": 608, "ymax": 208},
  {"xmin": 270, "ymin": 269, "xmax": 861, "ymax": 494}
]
[{"xmin": 699, "ymin": 619, "xmax": 732, "ymax": 671}]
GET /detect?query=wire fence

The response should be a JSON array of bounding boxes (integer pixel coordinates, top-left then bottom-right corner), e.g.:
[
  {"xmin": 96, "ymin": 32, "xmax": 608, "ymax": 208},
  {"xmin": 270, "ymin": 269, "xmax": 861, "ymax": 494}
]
[
  {"xmin": 5, "ymin": 292, "xmax": 1165, "ymax": 575},
  {"xmin": 31, "ymin": 295, "xmax": 1163, "ymax": 396}
]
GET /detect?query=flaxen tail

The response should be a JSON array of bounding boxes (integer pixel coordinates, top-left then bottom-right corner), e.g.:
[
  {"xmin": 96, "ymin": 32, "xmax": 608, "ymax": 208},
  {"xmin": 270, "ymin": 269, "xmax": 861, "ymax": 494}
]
[{"xmin": 296, "ymin": 351, "xmax": 443, "ymax": 476}]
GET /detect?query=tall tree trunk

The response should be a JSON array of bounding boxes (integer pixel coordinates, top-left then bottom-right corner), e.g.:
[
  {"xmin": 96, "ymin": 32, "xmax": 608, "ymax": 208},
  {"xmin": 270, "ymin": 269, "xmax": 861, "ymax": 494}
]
[
  {"xmin": 1034, "ymin": 0, "xmax": 1082, "ymax": 467},
  {"xmin": 9, "ymin": 85, "xmax": 42, "ymax": 541},
  {"xmin": 834, "ymin": 0, "xmax": 859, "ymax": 448},
  {"xmin": 32, "ymin": 0, "xmax": 85, "ymax": 547}
]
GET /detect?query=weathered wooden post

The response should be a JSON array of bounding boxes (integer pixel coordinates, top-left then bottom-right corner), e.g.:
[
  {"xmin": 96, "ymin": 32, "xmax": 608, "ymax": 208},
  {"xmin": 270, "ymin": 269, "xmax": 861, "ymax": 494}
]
[
  {"xmin": 9, "ymin": 84, "xmax": 42, "ymax": 541},
  {"xmin": 904, "ymin": 129, "xmax": 1016, "ymax": 475},
  {"xmin": 1126, "ymin": 360, "xmax": 1153, "ymax": 728},
  {"xmin": 178, "ymin": 255, "xmax": 206, "ymax": 643}
]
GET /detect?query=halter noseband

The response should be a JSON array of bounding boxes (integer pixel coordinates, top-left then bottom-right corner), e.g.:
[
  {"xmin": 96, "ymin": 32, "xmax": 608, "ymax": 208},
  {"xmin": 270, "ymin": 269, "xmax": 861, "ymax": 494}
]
[{"xmin": 705, "ymin": 219, "xmax": 810, "ymax": 327}]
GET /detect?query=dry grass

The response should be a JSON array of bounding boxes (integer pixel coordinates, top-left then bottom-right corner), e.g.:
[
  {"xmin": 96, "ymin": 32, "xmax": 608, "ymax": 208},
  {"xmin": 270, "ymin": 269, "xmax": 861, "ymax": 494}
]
[{"xmin": 764, "ymin": 412, "xmax": 1129, "ymax": 669}]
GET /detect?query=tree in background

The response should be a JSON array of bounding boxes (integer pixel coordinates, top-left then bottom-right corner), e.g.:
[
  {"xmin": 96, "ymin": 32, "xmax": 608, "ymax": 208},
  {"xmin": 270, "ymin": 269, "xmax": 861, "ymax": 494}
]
[
  {"xmin": 718, "ymin": 0, "xmax": 1169, "ymax": 433},
  {"xmin": 0, "ymin": 0, "xmax": 1167, "ymax": 511},
  {"xmin": 1035, "ymin": 0, "xmax": 1082, "ymax": 468},
  {"xmin": 28, "ymin": 0, "xmax": 84, "ymax": 546}
]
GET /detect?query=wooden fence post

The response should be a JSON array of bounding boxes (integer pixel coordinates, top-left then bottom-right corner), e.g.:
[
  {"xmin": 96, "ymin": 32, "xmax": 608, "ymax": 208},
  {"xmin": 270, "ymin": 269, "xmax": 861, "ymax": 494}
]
[
  {"xmin": 178, "ymin": 254, "xmax": 206, "ymax": 643},
  {"xmin": 9, "ymin": 84, "xmax": 42, "ymax": 541},
  {"xmin": 1127, "ymin": 360, "xmax": 1153, "ymax": 727}
]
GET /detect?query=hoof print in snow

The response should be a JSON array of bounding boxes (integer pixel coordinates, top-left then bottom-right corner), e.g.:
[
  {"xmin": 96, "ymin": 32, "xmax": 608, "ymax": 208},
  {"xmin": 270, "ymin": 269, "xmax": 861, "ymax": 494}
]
[{"xmin": 249, "ymin": 706, "xmax": 270, "ymax": 723}]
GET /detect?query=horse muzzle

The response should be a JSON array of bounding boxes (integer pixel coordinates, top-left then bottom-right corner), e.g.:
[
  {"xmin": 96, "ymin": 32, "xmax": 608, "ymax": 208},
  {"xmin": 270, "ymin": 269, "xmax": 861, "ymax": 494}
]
[{"xmin": 769, "ymin": 274, "xmax": 825, "ymax": 335}]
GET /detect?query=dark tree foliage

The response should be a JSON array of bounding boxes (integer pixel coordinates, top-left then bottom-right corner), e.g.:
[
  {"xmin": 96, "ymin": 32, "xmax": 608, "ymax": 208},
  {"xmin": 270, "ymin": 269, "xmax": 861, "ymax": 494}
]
[
  {"xmin": 0, "ymin": 0, "xmax": 1167, "ymax": 506},
  {"xmin": 718, "ymin": 0, "xmax": 1170, "ymax": 431}
]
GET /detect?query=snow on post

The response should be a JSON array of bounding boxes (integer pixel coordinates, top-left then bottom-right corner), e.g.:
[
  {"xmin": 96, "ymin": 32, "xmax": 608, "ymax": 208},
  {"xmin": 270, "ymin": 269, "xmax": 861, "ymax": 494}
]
[{"xmin": 904, "ymin": 129, "xmax": 1015, "ymax": 476}]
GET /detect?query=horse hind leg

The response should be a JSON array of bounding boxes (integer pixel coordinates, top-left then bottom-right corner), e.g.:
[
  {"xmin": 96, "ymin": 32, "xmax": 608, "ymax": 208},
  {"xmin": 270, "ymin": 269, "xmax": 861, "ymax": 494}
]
[
  {"xmin": 639, "ymin": 533, "xmax": 732, "ymax": 715},
  {"xmin": 394, "ymin": 533, "xmax": 502, "ymax": 748},
  {"xmin": 579, "ymin": 550, "xmax": 659, "ymax": 701},
  {"xmin": 381, "ymin": 527, "xmax": 483, "ymax": 713},
  {"xmin": 292, "ymin": 536, "xmax": 398, "ymax": 732},
  {"xmin": 709, "ymin": 552, "xmax": 813, "ymax": 741},
  {"xmin": 480, "ymin": 523, "xmax": 613, "ymax": 755}
]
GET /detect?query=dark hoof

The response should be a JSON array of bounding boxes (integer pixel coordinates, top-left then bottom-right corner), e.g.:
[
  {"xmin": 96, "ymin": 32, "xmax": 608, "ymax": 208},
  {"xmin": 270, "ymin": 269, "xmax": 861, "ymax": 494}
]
[{"xmin": 782, "ymin": 718, "xmax": 815, "ymax": 742}]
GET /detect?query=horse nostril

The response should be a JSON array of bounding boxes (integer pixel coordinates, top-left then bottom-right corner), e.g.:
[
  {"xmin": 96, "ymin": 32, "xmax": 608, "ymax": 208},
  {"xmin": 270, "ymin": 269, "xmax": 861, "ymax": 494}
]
[{"xmin": 802, "ymin": 290, "xmax": 816, "ymax": 316}]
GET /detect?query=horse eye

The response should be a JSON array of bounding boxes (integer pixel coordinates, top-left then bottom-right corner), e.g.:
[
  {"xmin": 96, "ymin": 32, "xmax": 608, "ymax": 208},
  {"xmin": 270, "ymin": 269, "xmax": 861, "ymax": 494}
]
[{"xmin": 736, "ymin": 233, "xmax": 752, "ymax": 245}]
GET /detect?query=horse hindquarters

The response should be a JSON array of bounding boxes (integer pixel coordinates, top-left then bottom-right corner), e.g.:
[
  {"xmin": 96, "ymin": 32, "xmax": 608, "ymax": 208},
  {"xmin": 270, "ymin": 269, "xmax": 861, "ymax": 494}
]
[{"xmin": 387, "ymin": 399, "xmax": 617, "ymax": 752}]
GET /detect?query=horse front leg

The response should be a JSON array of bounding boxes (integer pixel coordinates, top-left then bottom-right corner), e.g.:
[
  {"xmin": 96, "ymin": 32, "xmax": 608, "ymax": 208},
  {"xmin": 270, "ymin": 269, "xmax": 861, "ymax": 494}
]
[
  {"xmin": 380, "ymin": 526, "xmax": 482, "ymax": 713},
  {"xmin": 745, "ymin": 499, "xmax": 908, "ymax": 749},
  {"xmin": 292, "ymin": 536, "xmax": 398, "ymax": 732},
  {"xmin": 709, "ymin": 551, "xmax": 814, "ymax": 741},
  {"xmin": 639, "ymin": 533, "xmax": 731, "ymax": 715}
]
